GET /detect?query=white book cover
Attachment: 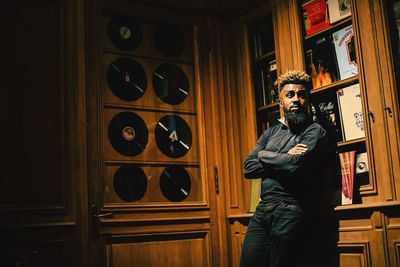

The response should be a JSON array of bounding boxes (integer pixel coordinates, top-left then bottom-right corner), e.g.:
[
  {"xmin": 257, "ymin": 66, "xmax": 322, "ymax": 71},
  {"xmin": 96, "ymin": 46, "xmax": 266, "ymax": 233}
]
[
  {"xmin": 337, "ymin": 83, "xmax": 365, "ymax": 141},
  {"xmin": 328, "ymin": 0, "xmax": 351, "ymax": 24},
  {"xmin": 332, "ymin": 25, "xmax": 358, "ymax": 79}
]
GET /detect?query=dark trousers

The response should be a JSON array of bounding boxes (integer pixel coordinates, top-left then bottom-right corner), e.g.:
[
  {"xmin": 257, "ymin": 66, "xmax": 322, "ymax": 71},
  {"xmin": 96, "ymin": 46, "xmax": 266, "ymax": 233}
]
[{"xmin": 239, "ymin": 201, "xmax": 308, "ymax": 267}]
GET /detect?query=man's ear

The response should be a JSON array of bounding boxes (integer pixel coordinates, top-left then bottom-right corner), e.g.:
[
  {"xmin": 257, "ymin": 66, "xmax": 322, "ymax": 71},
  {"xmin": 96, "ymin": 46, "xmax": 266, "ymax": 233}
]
[{"xmin": 279, "ymin": 98, "xmax": 283, "ymax": 108}]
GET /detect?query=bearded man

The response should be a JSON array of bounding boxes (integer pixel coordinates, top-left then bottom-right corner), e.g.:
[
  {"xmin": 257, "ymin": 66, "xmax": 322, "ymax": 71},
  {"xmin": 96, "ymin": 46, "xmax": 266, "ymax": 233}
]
[{"xmin": 239, "ymin": 70, "xmax": 328, "ymax": 267}]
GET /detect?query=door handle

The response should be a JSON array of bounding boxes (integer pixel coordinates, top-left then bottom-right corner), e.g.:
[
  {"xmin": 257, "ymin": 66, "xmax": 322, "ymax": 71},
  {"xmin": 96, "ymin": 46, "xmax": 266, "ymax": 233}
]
[
  {"xmin": 91, "ymin": 204, "xmax": 114, "ymax": 219},
  {"xmin": 90, "ymin": 204, "xmax": 113, "ymax": 240}
]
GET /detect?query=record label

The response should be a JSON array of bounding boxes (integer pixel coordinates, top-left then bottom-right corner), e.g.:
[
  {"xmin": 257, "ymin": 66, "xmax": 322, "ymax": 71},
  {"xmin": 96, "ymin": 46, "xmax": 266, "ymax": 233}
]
[
  {"xmin": 107, "ymin": 57, "xmax": 147, "ymax": 101},
  {"xmin": 113, "ymin": 165, "xmax": 147, "ymax": 202},
  {"xmin": 155, "ymin": 115, "xmax": 192, "ymax": 158},
  {"xmin": 107, "ymin": 16, "xmax": 143, "ymax": 51},
  {"xmin": 108, "ymin": 111, "xmax": 148, "ymax": 156},
  {"xmin": 153, "ymin": 23, "xmax": 185, "ymax": 58},
  {"xmin": 160, "ymin": 165, "xmax": 191, "ymax": 202},
  {"xmin": 153, "ymin": 64, "xmax": 189, "ymax": 105}
]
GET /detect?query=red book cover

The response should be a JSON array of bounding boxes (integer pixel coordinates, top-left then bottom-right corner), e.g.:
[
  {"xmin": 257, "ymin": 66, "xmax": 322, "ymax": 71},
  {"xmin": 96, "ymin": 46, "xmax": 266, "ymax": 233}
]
[
  {"xmin": 339, "ymin": 150, "xmax": 355, "ymax": 205},
  {"xmin": 302, "ymin": 0, "xmax": 330, "ymax": 36}
]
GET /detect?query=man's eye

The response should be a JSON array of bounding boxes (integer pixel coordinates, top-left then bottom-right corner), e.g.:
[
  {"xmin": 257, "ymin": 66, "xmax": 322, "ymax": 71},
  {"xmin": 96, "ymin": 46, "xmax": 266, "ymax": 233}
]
[
  {"xmin": 286, "ymin": 92, "xmax": 294, "ymax": 98},
  {"xmin": 298, "ymin": 91, "xmax": 306, "ymax": 99}
]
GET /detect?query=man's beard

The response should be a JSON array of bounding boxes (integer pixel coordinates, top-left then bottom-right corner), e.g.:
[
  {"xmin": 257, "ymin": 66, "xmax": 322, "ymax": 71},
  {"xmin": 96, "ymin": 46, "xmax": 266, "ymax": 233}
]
[{"xmin": 283, "ymin": 107, "xmax": 310, "ymax": 133}]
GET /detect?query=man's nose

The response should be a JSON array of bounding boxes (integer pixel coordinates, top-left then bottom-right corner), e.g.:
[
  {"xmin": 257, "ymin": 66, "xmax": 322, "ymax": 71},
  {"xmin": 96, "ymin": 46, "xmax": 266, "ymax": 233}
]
[{"xmin": 292, "ymin": 93, "xmax": 300, "ymax": 102}]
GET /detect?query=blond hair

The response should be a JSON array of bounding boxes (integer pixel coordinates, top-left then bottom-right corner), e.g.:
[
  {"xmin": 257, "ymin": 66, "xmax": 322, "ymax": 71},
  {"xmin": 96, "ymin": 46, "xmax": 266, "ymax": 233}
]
[{"xmin": 276, "ymin": 70, "xmax": 311, "ymax": 92}]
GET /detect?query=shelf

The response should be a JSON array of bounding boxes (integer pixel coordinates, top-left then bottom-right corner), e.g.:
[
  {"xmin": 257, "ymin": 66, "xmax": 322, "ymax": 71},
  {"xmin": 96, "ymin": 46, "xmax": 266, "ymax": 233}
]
[
  {"xmin": 334, "ymin": 201, "xmax": 400, "ymax": 211},
  {"xmin": 253, "ymin": 50, "xmax": 275, "ymax": 62},
  {"xmin": 337, "ymin": 137, "xmax": 365, "ymax": 147},
  {"xmin": 310, "ymin": 75, "xmax": 359, "ymax": 94},
  {"xmin": 256, "ymin": 101, "xmax": 279, "ymax": 112},
  {"xmin": 305, "ymin": 17, "xmax": 352, "ymax": 40}
]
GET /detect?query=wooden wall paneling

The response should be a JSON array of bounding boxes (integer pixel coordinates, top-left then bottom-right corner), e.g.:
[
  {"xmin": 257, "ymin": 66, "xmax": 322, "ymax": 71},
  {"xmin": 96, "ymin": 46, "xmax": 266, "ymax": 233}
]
[
  {"xmin": 106, "ymin": 231, "xmax": 212, "ymax": 267},
  {"xmin": 1, "ymin": 0, "xmax": 88, "ymax": 265},
  {"xmin": 86, "ymin": 0, "xmax": 227, "ymax": 265},
  {"xmin": 274, "ymin": 0, "xmax": 305, "ymax": 73},
  {"xmin": 377, "ymin": 0, "xmax": 400, "ymax": 201},
  {"xmin": 384, "ymin": 206, "xmax": 400, "ymax": 267},
  {"xmin": 101, "ymin": 0, "xmax": 265, "ymax": 20},
  {"xmin": 337, "ymin": 209, "xmax": 389, "ymax": 267},
  {"xmin": 228, "ymin": 217, "xmax": 250, "ymax": 267},
  {"xmin": 352, "ymin": 0, "xmax": 394, "ymax": 202}
]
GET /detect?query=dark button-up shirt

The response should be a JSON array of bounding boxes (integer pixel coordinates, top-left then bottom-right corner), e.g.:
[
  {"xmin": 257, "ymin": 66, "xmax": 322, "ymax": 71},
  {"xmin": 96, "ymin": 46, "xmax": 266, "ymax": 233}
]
[{"xmin": 244, "ymin": 120, "xmax": 327, "ymax": 209}]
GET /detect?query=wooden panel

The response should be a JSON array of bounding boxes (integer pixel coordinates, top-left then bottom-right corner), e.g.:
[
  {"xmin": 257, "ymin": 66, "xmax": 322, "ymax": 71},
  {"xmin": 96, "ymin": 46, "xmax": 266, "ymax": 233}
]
[
  {"xmin": 0, "ymin": 0, "xmax": 66, "ymax": 212},
  {"xmin": 338, "ymin": 242, "xmax": 371, "ymax": 267},
  {"xmin": 0, "ymin": 239, "xmax": 67, "ymax": 267},
  {"xmin": 106, "ymin": 232, "xmax": 211, "ymax": 267},
  {"xmin": 103, "ymin": 164, "xmax": 203, "ymax": 205},
  {"xmin": 352, "ymin": 0, "xmax": 394, "ymax": 202},
  {"xmin": 229, "ymin": 219, "xmax": 248, "ymax": 267}
]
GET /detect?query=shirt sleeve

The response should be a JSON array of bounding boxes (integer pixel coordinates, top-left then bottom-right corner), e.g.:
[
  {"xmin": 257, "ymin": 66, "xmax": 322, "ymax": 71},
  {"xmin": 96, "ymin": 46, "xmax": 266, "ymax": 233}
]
[
  {"xmin": 257, "ymin": 124, "xmax": 327, "ymax": 175},
  {"xmin": 243, "ymin": 129, "xmax": 271, "ymax": 178}
]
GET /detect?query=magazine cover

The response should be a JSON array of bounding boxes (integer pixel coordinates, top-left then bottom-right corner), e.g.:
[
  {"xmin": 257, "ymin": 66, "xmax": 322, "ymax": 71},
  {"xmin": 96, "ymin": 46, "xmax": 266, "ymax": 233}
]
[
  {"xmin": 311, "ymin": 91, "xmax": 343, "ymax": 142},
  {"xmin": 302, "ymin": 0, "xmax": 330, "ymax": 36},
  {"xmin": 305, "ymin": 34, "xmax": 339, "ymax": 89},
  {"xmin": 332, "ymin": 24, "xmax": 358, "ymax": 79},
  {"xmin": 328, "ymin": 0, "xmax": 351, "ymax": 24},
  {"xmin": 337, "ymin": 83, "xmax": 365, "ymax": 141}
]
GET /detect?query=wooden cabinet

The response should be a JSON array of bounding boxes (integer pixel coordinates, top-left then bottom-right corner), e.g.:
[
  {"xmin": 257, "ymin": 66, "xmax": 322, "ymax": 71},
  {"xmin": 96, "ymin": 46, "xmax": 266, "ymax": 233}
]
[{"xmin": 227, "ymin": 0, "xmax": 400, "ymax": 266}]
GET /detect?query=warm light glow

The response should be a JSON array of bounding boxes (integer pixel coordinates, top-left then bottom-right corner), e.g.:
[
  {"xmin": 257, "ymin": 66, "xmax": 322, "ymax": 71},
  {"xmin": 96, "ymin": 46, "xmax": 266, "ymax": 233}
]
[{"xmin": 310, "ymin": 62, "xmax": 332, "ymax": 88}]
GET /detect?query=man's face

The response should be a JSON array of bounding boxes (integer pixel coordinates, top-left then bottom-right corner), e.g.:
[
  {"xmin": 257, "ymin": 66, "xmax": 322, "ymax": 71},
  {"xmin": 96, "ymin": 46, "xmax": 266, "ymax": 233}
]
[{"xmin": 279, "ymin": 83, "xmax": 308, "ymax": 113}]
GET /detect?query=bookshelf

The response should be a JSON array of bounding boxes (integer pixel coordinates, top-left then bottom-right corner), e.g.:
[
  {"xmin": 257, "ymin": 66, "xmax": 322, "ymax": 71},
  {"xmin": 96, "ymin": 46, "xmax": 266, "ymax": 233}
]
[
  {"xmin": 247, "ymin": 15, "xmax": 279, "ymax": 137},
  {"xmin": 300, "ymin": 0, "xmax": 367, "ymax": 206}
]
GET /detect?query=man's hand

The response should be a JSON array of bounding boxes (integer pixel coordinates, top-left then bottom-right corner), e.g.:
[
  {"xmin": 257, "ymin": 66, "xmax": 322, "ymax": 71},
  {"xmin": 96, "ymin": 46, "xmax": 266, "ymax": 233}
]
[{"xmin": 287, "ymin": 144, "xmax": 308, "ymax": 155}]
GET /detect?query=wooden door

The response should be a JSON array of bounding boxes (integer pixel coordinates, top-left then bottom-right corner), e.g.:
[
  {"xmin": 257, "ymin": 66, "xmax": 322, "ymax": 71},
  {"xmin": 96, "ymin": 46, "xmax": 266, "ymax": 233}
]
[
  {"xmin": 86, "ymin": 1, "xmax": 223, "ymax": 266},
  {"xmin": 0, "ymin": 0, "xmax": 88, "ymax": 266}
]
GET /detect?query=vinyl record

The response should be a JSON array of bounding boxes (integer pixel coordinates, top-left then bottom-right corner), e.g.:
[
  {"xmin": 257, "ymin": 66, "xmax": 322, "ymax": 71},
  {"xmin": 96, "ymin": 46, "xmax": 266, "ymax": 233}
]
[
  {"xmin": 108, "ymin": 111, "xmax": 148, "ymax": 156},
  {"xmin": 107, "ymin": 57, "xmax": 147, "ymax": 101},
  {"xmin": 155, "ymin": 115, "xmax": 192, "ymax": 158},
  {"xmin": 153, "ymin": 23, "xmax": 185, "ymax": 58},
  {"xmin": 113, "ymin": 165, "xmax": 147, "ymax": 202},
  {"xmin": 160, "ymin": 165, "xmax": 191, "ymax": 202},
  {"xmin": 107, "ymin": 16, "xmax": 143, "ymax": 51},
  {"xmin": 153, "ymin": 64, "xmax": 189, "ymax": 105}
]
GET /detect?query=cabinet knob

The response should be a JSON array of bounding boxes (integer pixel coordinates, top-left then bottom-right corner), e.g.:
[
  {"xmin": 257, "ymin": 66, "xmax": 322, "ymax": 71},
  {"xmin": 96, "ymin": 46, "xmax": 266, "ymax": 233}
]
[
  {"xmin": 368, "ymin": 111, "xmax": 375, "ymax": 122},
  {"xmin": 384, "ymin": 106, "xmax": 392, "ymax": 117}
]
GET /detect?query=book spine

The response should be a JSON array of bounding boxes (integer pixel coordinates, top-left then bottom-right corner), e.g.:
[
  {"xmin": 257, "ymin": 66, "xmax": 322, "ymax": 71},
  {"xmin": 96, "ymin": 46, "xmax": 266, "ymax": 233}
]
[{"xmin": 339, "ymin": 150, "xmax": 355, "ymax": 205}]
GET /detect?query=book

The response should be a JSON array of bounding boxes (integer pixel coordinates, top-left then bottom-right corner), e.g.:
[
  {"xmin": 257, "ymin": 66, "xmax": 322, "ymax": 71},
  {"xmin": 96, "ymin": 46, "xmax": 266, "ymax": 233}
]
[
  {"xmin": 267, "ymin": 59, "xmax": 278, "ymax": 103},
  {"xmin": 337, "ymin": 83, "xmax": 365, "ymax": 141},
  {"xmin": 339, "ymin": 150, "xmax": 355, "ymax": 205},
  {"xmin": 254, "ymin": 60, "xmax": 278, "ymax": 107},
  {"xmin": 305, "ymin": 34, "xmax": 339, "ymax": 89},
  {"xmin": 327, "ymin": 0, "xmax": 351, "ymax": 24},
  {"xmin": 310, "ymin": 91, "xmax": 343, "ymax": 142},
  {"xmin": 332, "ymin": 25, "xmax": 358, "ymax": 79},
  {"xmin": 302, "ymin": 0, "xmax": 330, "ymax": 36}
]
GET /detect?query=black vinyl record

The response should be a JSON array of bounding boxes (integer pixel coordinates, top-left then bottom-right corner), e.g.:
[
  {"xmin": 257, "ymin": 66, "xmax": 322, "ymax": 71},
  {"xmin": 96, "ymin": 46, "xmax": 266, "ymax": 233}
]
[
  {"xmin": 153, "ymin": 23, "xmax": 185, "ymax": 58},
  {"xmin": 107, "ymin": 57, "xmax": 147, "ymax": 101},
  {"xmin": 108, "ymin": 111, "xmax": 148, "ymax": 156},
  {"xmin": 153, "ymin": 64, "xmax": 189, "ymax": 105},
  {"xmin": 155, "ymin": 115, "xmax": 192, "ymax": 158},
  {"xmin": 107, "ymin": 16, "xmax": 143, "ymax": 51},
  {"xmin": 113, "ymin": 165, "xmax": 147, "ymax": 202},
  {"xmin": 160, "ymin": 165, "xmax": 191, "ymax": 202}
]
